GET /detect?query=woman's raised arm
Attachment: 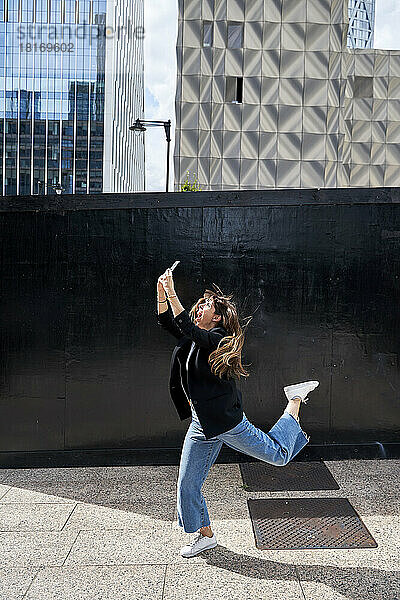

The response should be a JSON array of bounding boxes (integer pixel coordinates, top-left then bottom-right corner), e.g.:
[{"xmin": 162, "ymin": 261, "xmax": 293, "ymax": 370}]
[{"xmin": 156, "ymin": 271, "xmax": 185, "ymax": 341}]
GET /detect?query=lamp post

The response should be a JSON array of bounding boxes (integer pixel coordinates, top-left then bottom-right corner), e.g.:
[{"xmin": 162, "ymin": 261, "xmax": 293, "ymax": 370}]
[{"xmin": 129, "ymin": 118, "xmax": 171, "ymax": 192}]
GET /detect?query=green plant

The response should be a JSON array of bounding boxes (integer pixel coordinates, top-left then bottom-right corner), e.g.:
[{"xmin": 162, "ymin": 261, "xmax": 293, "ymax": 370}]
[{"xmin": 180, "ymin": 171, "xmax": 202, "ymax": 192}]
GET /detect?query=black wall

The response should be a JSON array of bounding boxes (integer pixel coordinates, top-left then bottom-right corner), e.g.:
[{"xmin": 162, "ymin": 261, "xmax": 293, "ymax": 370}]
[{"xmin": 0, "ymin": 188, "xmax": 399, "ymax": 455}]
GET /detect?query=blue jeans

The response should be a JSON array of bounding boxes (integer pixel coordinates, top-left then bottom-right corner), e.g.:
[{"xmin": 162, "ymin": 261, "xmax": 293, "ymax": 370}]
[{"xmin": 177, "ymin": 404, "xmax": 310, "ymax": 533}]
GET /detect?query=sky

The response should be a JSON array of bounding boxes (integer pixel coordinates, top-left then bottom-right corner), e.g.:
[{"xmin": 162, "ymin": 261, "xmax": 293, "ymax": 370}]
[
  {"xmin": 144, "ymin": 0, "xmax": 400, "ymax": 192},
  {"xmin": 144, "ymin": 0, "xmax": 178, "ymax": 192}
]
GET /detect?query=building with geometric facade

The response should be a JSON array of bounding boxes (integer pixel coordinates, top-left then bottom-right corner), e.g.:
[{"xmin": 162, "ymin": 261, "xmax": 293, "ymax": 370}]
[
  {"xmin": 174, "ymin": 0, "xmax": 400, "ymax": 190},
  {"xmin": 347, "ymin": 0, "xmax": 375, "ymax": 49},
  {"xmin": 0, "ymin": 0, "xmax": 144, "ymax": 196}
]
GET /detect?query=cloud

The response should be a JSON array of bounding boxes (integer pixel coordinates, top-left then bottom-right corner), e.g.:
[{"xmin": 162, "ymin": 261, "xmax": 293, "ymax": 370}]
[
  {"xmin": 374, "ymin": 0, "xmax": 400, "ymax": 48},
  {"xmin": 145, "ymin": 87, "xmax": 159, "ymax": 111}
]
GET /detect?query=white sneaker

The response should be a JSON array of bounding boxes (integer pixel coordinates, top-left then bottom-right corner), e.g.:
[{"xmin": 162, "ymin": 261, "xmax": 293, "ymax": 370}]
[
  {"xmin": 283, "ymin": 380, "xmax": 319, "ymax": 404},
  {"xmin": 180, "ymin": 532, "xmax": 217, "ymax": 557}
]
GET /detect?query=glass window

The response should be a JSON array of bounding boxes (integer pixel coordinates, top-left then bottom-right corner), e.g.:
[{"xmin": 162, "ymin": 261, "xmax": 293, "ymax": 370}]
[
  {"xmin": 202, "ymin": 21, "xmax": 213, "ymax": 47},
  {"xmin": 225, "ymin": 76, "xmax": 243, "ymax": 103},
  {"xmin": 65, "ymin": 1, "xmax": 74, "ymax": 23},
  {"xmin": 79, "ymin": 0, "xmax": 89, "ymax": 23},
  {"xmin": 50, "ymin": 0, "xmax": 61, "ymax": 22},
  {"xmin": 353, "ymin": 76, "xmax": 373, "ymax": 98},
  {"xmin": 21, "ymin": 0, "xmax": 34, "ymax": 21},
  {"xmin": 227, "ymin": 22, "xmax": 243, "ymax": 48}
]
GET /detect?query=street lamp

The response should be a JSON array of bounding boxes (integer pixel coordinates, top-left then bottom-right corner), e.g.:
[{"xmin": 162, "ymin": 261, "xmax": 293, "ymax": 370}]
[
  {"xmin": 46, "ymin": 182, "xmax": 65, "ymax": 195},
  {"xmin": 129, "ymin": 118, "xmax": 171, "ymax": 192},
  {"xmin": 36, "ymin": 181, "xmax": 64, "ymax": 195},
  {"xmin": 53, "ymin": 183, "xmax": 64, "ymax": 195}
]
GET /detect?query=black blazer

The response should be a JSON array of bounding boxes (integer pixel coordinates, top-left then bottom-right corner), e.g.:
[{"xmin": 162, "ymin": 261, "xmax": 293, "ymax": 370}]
[{"xmin": 157, "ymin": 306, "xmax": 244, "ymax": 439}]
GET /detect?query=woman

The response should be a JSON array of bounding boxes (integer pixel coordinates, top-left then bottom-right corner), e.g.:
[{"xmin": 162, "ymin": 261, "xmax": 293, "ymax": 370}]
[{"xmin": 156, "ymin": 267, "xmax": 319, "ymax": 558}]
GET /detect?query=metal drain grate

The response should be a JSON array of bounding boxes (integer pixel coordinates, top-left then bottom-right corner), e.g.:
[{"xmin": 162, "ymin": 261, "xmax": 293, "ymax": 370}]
[
  {"xmin": 248, "ymin": 497, "xmax": 378, "ymax": 550},
  {"xmin": 240, "ymin": 461, "xmax": 340, "ymax": 491}
]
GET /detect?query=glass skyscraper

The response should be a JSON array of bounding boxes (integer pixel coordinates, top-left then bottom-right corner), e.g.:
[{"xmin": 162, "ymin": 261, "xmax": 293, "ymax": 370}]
[
  {"xmin": 0, "ymin": 0, "xmax": 144, "ymax": 196},
  {"xmin": 347, "ymin": 0, "xmax": 375, "ymax": 49}
]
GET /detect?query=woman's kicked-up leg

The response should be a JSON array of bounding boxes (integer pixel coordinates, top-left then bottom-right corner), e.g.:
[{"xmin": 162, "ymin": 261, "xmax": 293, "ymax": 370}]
[{"xmin": 217, "ymin": 411, "xmax": 310, "ymax": 466}]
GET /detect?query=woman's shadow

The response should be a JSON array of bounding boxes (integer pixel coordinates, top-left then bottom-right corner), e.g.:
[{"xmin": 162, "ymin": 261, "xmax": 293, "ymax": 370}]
[{"xmin": 196, "ymin": 545, "xmax": 400, "ymax": 600}]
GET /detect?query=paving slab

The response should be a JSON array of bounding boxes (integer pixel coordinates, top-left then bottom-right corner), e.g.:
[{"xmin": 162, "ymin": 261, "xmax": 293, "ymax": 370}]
[
  {"xmin": 64, "ymin": 528, "xmax": 185, "ymax": 566},
  {"xmin": 94, "ymin": 482, "xmax": 176, "ymax": 504},
  {"xmin": 297, "ymin": 564, "xmax": 400, "ymax": 600},
  {"xmin": 325, "ymin": 459, "xmax": 400, "ymax": 479},
  {"xmin": 0, "ymin": 503, "xmax": 75, "ymax": 532},
  {"xmin": 318, "ymin": 477, "xmax": 396, "ymax": 498},
  {"xmin": 170, "ymin": 549, "xmax": 301, "ymax": 577},
  {"xmin": 93, "ymin": 465, "xmax": 178, "ymax": 483},
  {"xmin": 0, "ymin": 470, "xmax": 11, "ymax": 484},
  {"xmin": 2, "ymin": 468, "xmax": 108, "ymax": 484},
  {"xmin": 62, "ymin": 500, "xmax": 175, "ymax": 531},
  {"xmin": 0, "ymin": 483, "xmax": 102, "ymax": 504},
  {"xmin": 0, "ymin": 531, "xmax": 79, "ymax": 567},
  {"xmin": 163, "ymin": 563, "xmax": 304, "ymax": 600},
  {"xmin": 323, "ymin": 460, "xmax": 399, "ymax": 497},
  {"xmin": 0, "ymin": 484, "xmax": 11, "ymax": 500},
  {"xmin": 0, "ymin": 487, "xmax": 78, "ymax": 504},
  {"xmin": 0, "ymin": 567, "xmax": 40, "ymax": 600},
  {"xmin": 346, "ymin": 494, "xmax": 400, "ymax": 517},
  {"xmin": 87, "ymin": 467, "xmax": 178, "ymax": 501},
  {"xmin": 24, "ymin": 565, "xmax": 166, "ymax": 600},
  {"xmin": 170, "ymin": 500, "xmax": 250, "ymax": 533}
]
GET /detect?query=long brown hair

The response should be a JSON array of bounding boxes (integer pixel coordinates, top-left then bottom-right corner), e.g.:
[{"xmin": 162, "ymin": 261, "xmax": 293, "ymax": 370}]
[{"xmin": 188, "ymin": 283, "xmax": 252, "ymax": 380}]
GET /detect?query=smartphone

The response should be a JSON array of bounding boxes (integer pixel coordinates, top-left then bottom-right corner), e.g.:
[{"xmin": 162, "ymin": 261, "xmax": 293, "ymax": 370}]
[{"xmin": 170, "ymin": 260, "xmax": 180, "ymax": 271}]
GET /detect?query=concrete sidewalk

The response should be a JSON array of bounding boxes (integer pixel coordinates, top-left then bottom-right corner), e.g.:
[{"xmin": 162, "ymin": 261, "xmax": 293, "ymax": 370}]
[{"xmin": 0, "ymin": 459, "xmax": 398, "ymax": 600}]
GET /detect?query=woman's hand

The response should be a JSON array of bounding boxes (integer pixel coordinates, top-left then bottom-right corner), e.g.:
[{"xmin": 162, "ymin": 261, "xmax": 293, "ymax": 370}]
[{"xmin": 159, "ymin": 268, "xmax": 175, "ymax": 296}]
